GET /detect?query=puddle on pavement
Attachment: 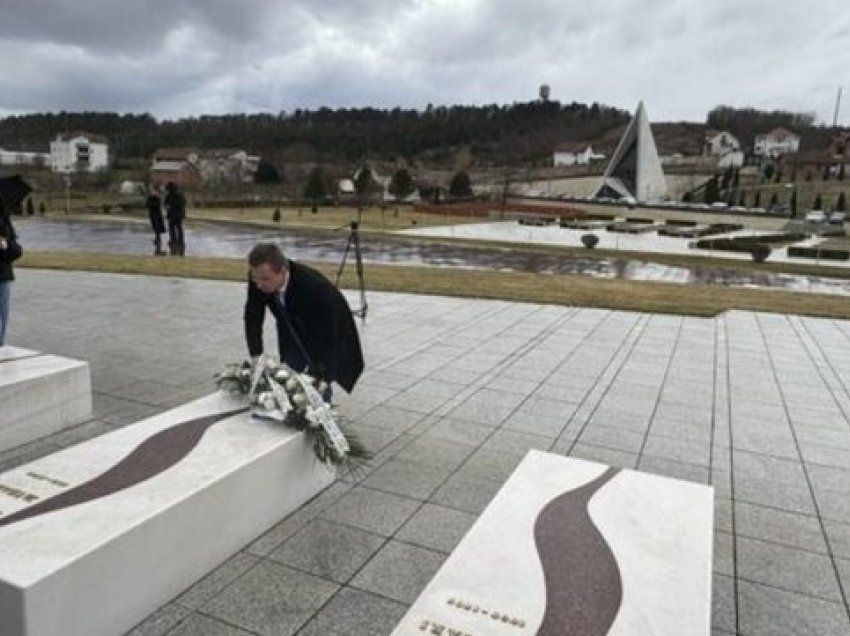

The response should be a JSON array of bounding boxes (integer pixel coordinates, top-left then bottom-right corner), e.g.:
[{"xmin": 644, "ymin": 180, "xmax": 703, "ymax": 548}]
[{"xmin": 15, "ymin": 217, "xmax": 850, "ymax": 297}]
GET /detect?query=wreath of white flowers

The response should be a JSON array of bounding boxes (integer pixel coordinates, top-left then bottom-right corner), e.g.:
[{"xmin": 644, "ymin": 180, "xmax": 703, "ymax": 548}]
[{"xmin": 215, "ymin": 356, "xmax": 370, "ymax": 470}]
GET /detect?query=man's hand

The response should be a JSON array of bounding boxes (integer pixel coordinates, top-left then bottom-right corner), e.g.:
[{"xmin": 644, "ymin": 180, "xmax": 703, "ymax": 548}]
[{"xmin": 0, "ymin": 238, "xmax": 7, "ymax": 250}]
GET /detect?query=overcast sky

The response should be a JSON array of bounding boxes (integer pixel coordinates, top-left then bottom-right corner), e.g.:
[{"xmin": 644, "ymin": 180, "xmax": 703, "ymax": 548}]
[{"xmin": 1, "ymin": 0, "xmax": 848, "ymax": 124}]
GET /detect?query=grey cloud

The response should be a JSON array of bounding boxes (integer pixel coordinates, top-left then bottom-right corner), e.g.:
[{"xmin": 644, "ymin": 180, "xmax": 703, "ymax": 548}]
[{"xmin": 0, "ymin": 0, "xmax": 849, "ymax": 123}]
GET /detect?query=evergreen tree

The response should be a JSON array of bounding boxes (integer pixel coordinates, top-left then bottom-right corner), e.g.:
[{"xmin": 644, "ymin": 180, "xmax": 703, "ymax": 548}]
[
  {"xmin": 738, "ymin": 191, "xmax": 747, "ymax": 207},
  {"xmin": 769, "ymin": 193, "xmax": 778, "ymax": 210},
  {"xmin": 813, "ymin": 193, "xmax": 823, "ymax": 210},
  {"xmin": 449, "ymin": 171, "xmax": 473, "ymax": 198},
  {"xmin": 388, "ymin": 168, "xmax": 414, "ymax": 202},
  {"xmin": 824, "ymin": 164, "xmax": 831, "ymax": 180},
  {"xmin": 25, "ymin": 198, "xmax": 34, "ymax": 216},
  {"xmin": 304, "ymin": 167, "xmax": 327, "ymax": 211},
  {"xmin": 790, "ymin": 190, "xmax": 797, "ymax": 216},
  {"xmin": 836, "ymin": 192, "xmax": 847, "ymax": 212},
  {"xmin": 703, "ymin": 176, "xmax": 720, "ymax": 204},
  {"xmin": 754, "ymin": 191, "xmax": 761, "ymax": 207},
  {"xmin": 255, "ymin": 159, "xmax": 281, "ymax": 184},
  {"xmin": 840, "ymin": 163, "xmax": 846, "ymax": 181},
  {"xmin": 354, "ymin": 165, "xmax": 379, "ymax": 208}
]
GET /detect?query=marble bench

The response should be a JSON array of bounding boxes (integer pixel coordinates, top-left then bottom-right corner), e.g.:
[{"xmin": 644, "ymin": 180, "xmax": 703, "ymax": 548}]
[
  {"xmin": 0, "ymin": 346, "xmax": 92, "ymax": 453},
  {"xmin": 393, "ymin": 450, "xmax": 714, "ymax": 636},
  {"xmin": 0, "ymin": 391, "xmax": 335, "ymax": 636}
]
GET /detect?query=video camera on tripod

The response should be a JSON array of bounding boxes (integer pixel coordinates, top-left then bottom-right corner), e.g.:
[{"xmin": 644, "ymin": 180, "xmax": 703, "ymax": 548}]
[{"xmin": 335, "ymin": 220, "xmax": 368, "ymax": 321}]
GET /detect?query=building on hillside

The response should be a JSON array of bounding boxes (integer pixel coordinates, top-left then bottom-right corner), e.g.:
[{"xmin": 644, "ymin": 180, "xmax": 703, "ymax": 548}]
[
  {"xmin": 50, "ymin": 132, "xmax": 110, "ymax": 173},
  {"xmin": 753, "ymin": 127, "xmax": 800, "ymax": 158},
  {"xmin": 149, "ymin": 148, "xmax": 260, "ymax": 188},
  {"xmin": 552, "ymin": 142, "xmax": 598, "ymax": 166},
  {"xmin": 0, "ymin": 147, "xmax": 50, "ymax": 167},
  {"xmin": 593, "ymin": 101, "xmax": 667, "ymax": 203},
  {"xmin": 703, "ymin": 131, "xmax": 744, "ymax": 168}
]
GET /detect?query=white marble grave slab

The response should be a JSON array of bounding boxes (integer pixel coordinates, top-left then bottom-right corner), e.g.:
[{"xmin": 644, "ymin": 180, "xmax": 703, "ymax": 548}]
[
  {"xmin": 0, "ymin": 346, "xmax": 92, "ymax": 453},
  {"xmin": 393, "ymin": 450, "xmax": 713, "ymax": 636},
  {"xmin": 0, "ymin": 391, "xmax": 335, "ymax": 636}
]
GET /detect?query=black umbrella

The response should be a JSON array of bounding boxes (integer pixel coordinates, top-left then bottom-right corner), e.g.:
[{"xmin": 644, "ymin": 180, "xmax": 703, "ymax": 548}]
[{"xmin": 0, "ymin": 175, "xmax": 32, "ymax": 216}]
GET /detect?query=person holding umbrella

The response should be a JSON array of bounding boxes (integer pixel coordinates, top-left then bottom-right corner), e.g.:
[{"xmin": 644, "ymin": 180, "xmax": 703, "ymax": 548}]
[{"xmin": 0, "ymin": 196, "xmax": 23, "ymax": 346}]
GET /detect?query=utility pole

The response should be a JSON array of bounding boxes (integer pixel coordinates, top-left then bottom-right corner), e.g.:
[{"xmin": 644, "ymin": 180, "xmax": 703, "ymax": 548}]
[{"xmin": 833, "ymin": 86, "xmax": 843, "ymax": 128}]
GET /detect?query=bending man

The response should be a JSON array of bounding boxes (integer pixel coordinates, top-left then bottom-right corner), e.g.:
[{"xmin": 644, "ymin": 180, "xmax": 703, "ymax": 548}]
[{"xmin": 244, "ymin": 243, "xmax": 364, "ymax": 394}]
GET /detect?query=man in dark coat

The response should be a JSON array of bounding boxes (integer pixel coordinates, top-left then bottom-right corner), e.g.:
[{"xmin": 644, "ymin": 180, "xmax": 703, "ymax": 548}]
[
  {"xmin": 244, "ymin": 243, "xmax": 364, "ymax": 393},
  {"xmin": 145, "ymin": 185, "xmax": 166, "ymax": 255},
  {"xmin": 0, "ymin": 204, "xmax": 23, "ymax": 345},
  {"xmin": 163, "ymin": 181, "xmax": 186, "ymax": 256}
]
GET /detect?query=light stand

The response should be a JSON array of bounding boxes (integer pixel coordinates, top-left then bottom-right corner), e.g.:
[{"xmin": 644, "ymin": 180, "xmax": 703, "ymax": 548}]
[{"xmin": 335, "ymin": 220, "xmax": 368, "ymax": 322}]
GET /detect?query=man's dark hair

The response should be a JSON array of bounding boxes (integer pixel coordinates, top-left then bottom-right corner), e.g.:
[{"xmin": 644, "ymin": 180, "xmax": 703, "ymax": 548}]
[{"xmin": 248, "ymin": 243, "xmax": 288, "ymax": 272}]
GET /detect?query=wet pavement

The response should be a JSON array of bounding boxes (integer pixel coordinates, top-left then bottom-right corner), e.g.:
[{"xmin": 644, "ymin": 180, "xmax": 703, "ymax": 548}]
[{"xmin": 15, "ymin": 217, "xmax": 850, "ymax": 297}]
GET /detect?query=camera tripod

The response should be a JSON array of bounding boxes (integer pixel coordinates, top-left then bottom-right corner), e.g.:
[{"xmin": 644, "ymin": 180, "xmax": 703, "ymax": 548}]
[{"xmin": 335, "ymin": 220, "xmax": 368, "ymax": 321}]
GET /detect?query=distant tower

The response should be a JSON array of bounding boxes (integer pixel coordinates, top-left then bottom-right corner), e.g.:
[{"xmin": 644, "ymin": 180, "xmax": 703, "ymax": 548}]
[{"xmin": 539, "ymin": 84, "xmax": 551, "ymax": 102}]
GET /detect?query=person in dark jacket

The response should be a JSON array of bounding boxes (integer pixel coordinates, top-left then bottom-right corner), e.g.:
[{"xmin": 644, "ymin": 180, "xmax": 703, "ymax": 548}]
[
  {"xmin": 145, "ymin": 185, "xmax": 166, "ymax": 255},
  {"xmin": 244, "ymin": 243, "xmax": 364, "ymax": 394},
  {"xmin": 0, "ymin": 203, "xmax": 23, "ymax": 345},
  {"xmin": 163, "ymin": 181, "xmax": 186, "ymax": 256}
]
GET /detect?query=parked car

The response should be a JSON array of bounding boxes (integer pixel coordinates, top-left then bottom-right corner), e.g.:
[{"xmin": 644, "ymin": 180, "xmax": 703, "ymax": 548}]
[
  {"xmin": 829, "ymin": 211, "xmax": 847, "ymax": 225},
  {"xmin": 710, "ymin": 202, "xmax": 729, "ymax": 209},
  {"xmin": 805, "ymin": 210, "xmax": 828, "ymax": 224}
]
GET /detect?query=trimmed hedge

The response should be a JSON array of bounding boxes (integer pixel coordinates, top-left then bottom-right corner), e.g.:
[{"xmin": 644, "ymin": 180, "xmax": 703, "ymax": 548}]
[
  {"xmin": 787, "ymin": 246, "xmax": 850, "ymax": 261},
  {"xmin": 695, "ymin": 232, "xmax": 807, "ymax": 252}
]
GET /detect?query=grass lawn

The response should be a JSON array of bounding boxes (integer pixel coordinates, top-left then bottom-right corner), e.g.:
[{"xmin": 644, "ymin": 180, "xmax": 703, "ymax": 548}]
[{"xmin": 17, "ymin": 251, "xmax": 850, "ymax": 320}]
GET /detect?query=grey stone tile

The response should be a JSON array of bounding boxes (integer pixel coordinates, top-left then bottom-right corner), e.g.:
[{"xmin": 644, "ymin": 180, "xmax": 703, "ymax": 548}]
[
  {"xmin": 735, "ymin": 502, "xmax": 828, "ymax": 554},
  {"xmin": 714, "ymin": 531, "xmax": 735, "ymax": 577},
  {"xmin": 836, "ymin": 558, "xmax": 850, "ymax": 600},
  {"xmin": 824, "ymin": 520, "xmax": 850, "ymax": 559},
  {"xmin": 807, "ymin": 463, "xmax": 850, "ymax": 496},
  {"xmin": 394, "ymin": 436, "xmax": 476, "ymax": 472},
  {"xmin": 455, "ymin": 449, "xmax": 524, "ymax": 482},
  {"xmin": 637, "ymin": 456, "xmax": 710, "ymax": 484},
  {"xmin": 733, "ymin": 451, "xmax": 807, "ymax": 486},
  {"xmin": 736, "ymin": 537, "xmax": 842, "ymax": 601},
  {"xmin": 353, "ymin": 404, "xmax": 426, "ymax": 432},
  {"xmin": 351, "ymin": 540, "xmax": 446, "ymax": 604},
  {"xmin": 319, "ymin": 486, "xmax": 420, "ymax": 536},
  {"xmin": 799, "ymin": 441, "xmax": 850, "ymax": 469},
  {"xmin": 396, "ymin": 503, "xmax": 477, "ymax": 554},
  {"xmin": 383, "ymin": 390, "xmax": 451, "ymax": 414},
  {"xmin": 174, "ymin": 553, "xmax": 260, "ymax": 610},
  {"xmin": 422, "ymin": 417, "xmax": 494, "ymax": 447},
  {"xmin": 203, "ymin": 561, "xmax": 338, "ymax": 636},
  {"xmin": 125, "ymin": 603, "xmax": 192, "ymax": 636},
  {"xmin": 501, "ymin": 409, "xmax": 570, "ymax": 437},
  {"xmin": 642, "ymin": 435, "xmax": 711, "ymax": 466},
  {"xmin": 815, "ymin": 489, "xmax": 850, "ymax": 524},
  {"xmin": 737, "ymin": 579, "xmax": 850, "ymax": 636},
  {"xmin": 480, "ymin": 429, "xmax": 554, "ymax": 456},
  {"xmin": 576, "ymin": 424, "xmax": 645, "ymax": 453},
  {"xmin": 351, "ymin": 423, "xmax": 404, "ymax": 455},
  {"xmin": 431, "ymin": 473, "xmax": 504, "ymax": 514},
  {"xmin": 362, "ymin": 459, "xmax": 449, "ymax": 500},
  {"xmin": 568, "ymin": 443, "xmax": 638, "ymax": 469},
  {"xmin": 734, "ymin": 477, "xmax": 817, "ymax": 515},
  {"xmin": 297, "ymin": 587, "xmax": 408, "ymax": 636},
  {"xmin": 712, "ymin": 574, "xmax": 736, "ymax": 634},
  {"xmin": 268, "ymin": 519, "xmax": 384, "ymax": 584},
  {"xmin": 165, "ymin": 614, "xmax": 254, "ymax": 636},
  {"xmin": 714, "ymin": 497, "xmax": 733, "ymax": 533}
]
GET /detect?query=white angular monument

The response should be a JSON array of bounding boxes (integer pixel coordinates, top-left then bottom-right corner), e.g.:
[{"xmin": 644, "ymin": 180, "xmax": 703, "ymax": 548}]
[
  {"xmin": 594, "ymin": 101, "xmax": 668, "ymax": 203},
  {"xmin": 0, "ymin": 392, "xmax": 335, "ymax": 636},
  {"xmin": 0, "ymin": 346, "xmax": 92, "ymax": 453},
  {"xmin": 393, "ymin": 450, "xmax": 713, "ymax": 636}
]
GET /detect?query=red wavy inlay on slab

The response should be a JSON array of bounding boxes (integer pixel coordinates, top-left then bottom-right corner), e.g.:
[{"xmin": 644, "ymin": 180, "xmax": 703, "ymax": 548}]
[{"xmin": 0, "ymin": 407, "xmax": 248, "ymax": 529}]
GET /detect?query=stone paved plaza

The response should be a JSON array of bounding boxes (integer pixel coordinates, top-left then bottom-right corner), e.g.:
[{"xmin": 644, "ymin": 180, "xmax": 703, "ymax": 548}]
[{"xmin": 3, "ymin": 269, "xmax": 850, "ymax": 635}]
